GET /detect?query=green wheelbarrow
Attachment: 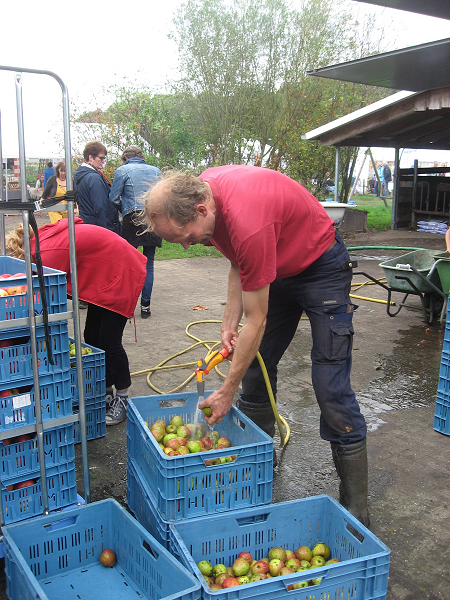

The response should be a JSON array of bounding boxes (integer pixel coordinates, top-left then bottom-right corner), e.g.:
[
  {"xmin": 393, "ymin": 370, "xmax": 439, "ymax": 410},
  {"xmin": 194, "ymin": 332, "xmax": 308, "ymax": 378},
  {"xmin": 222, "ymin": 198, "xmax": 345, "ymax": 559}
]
[{"xmin": 355, "ymin": 249, "xmax": 450, "ymax": 325}]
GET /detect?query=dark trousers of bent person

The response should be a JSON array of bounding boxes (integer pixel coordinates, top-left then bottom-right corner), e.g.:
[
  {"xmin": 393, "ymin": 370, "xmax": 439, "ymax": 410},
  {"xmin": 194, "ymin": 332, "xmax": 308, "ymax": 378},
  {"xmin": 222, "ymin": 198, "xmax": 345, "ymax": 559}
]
[
  {"xmin": 237, "ymin": 231, "xmax": 370, "ymax": 527},
  {"xmin": 83, "ymin": 304, "xmax": 131, "ymax": 391}
]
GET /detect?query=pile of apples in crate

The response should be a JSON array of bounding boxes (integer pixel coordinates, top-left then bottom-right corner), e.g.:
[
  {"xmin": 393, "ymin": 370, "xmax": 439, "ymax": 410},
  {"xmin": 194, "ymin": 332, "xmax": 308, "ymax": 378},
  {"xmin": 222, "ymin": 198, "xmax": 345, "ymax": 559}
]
[
  {"xmin": 0, "ymin": 273, "xmax": 27, "ymax": 297},
  {"xmin": 198, "ymin": 543, "xmax": 339, "ymax": 590},
  {"xmin": 146, "ymin": 415, "xmax": 237, "ymax": 462}
]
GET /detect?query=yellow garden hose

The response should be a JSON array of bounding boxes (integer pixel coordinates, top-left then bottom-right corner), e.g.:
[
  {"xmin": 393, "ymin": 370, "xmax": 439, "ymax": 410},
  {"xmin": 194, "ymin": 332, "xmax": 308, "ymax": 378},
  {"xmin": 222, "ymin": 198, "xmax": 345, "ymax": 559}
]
[{"xmin": 130, "ymin": 319, "xmax": 290, "ymax": 448}]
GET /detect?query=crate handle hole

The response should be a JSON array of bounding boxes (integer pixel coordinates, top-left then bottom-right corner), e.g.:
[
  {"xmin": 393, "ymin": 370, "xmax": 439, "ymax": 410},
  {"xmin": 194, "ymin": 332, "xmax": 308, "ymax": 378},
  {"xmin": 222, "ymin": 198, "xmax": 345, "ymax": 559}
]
[
  {"xmin": 43, "ymin": 515, "xmax": 78, "ymax": 532},
  {"xmin": 346, "ymin": 522, "xmax": 365, "ymax": 543},
  {"xmin": 235, "ymin": 513, "xmax": 269, "ymax": 526},
  {"xmin": 142, "ymin": 539, "xmax": 159, "ymax": 559},
  {"xmin": 159, "ymin": 399, "xmax": 187, "ymax": 408}
]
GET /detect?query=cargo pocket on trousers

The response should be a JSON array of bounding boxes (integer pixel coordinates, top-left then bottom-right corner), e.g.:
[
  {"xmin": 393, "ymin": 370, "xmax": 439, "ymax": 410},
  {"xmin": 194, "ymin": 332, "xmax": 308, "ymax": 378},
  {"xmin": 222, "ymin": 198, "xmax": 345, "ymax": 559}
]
[{"xmin": 327, "ymin": 321, "xmax": 354, "ymax": 361}]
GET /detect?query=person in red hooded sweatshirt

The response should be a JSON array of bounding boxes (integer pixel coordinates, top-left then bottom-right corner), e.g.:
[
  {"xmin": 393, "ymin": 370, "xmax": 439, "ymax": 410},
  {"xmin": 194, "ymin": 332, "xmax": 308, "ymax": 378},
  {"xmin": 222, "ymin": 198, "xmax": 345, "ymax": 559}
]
[{"xmin": 5, "ymin": 217, "xmax": 147, "ymax": 426}]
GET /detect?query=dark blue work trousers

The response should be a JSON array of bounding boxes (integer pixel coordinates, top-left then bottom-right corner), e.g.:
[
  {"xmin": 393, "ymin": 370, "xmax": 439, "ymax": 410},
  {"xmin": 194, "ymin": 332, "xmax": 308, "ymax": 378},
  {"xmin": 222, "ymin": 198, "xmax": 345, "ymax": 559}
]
[{"xmin": 241, "ymin": 232, "xmax": 367, "ymax": 445}]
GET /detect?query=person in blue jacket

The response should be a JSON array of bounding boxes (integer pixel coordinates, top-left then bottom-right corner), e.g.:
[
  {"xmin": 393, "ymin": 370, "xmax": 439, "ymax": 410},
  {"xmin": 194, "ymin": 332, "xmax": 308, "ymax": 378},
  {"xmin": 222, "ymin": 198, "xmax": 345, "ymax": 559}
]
[
  {"xmin": 74, "ymin": 141, "xmax": 120, "ymax": 234},
  {"xmin": 109, "ymin": 146, "xmax": 162, "ymax": 319}
]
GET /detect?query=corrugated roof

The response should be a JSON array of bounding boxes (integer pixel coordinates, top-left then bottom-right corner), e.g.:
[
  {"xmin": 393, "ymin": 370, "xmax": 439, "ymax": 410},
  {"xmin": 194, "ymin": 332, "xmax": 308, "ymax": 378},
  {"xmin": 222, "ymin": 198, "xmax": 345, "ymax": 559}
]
[
  {"xmin": 351, "ymin": 0, "xmax": 450, "ymax": 20},
  {"xmin": 307, "ymin": 38, "xmax": 450, "ymax": 92},
  {"xmin": 303, "ymin": 87, "xmax": 450, "ymax": 149}
]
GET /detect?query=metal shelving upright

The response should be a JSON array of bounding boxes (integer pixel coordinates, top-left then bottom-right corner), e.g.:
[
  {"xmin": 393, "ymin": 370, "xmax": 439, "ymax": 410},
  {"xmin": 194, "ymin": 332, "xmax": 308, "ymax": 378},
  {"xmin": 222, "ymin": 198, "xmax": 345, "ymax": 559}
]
[{"xmin": 0, "ymin": 65, "xmax": 91, "ymax": 527}]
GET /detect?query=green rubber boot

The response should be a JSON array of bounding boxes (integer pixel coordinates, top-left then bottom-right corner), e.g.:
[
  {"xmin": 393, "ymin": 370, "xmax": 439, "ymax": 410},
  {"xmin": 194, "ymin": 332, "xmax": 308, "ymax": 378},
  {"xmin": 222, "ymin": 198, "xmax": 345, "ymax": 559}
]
[{"xmin": 331, "ymin": 438, "xmax": 370, "ymax": 528}]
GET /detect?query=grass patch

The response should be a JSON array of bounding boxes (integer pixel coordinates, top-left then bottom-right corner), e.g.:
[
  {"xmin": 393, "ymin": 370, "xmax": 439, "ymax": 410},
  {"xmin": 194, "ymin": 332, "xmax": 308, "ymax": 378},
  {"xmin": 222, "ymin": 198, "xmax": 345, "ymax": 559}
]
[
  {"xmin": 155, "ymin": 240, "xmax": 223, "ymax": 260},
  {"xmin": 350, "ymin": 195, "xmax": 392, "ymax": 231}
]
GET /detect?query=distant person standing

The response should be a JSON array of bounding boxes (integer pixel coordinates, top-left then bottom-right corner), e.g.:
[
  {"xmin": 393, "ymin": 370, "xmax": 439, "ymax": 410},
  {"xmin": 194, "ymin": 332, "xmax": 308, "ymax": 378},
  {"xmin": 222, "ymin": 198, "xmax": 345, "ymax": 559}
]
[
  {"xmin": 43, "ymin": 161, "xmax": 55, "ymax": 187},
  {"xmin": 109, "ymin": 146, "xmax": 162, "ymax": 318},
  {"xmin": 376, "ymin": 161, "xmax": 384, "ymax": 197},
  {"xmin": 42, "ymin": 161, "xmax": 69, "ymax": 223},
  {"xmin": 382, "ymin": 162, "xmax": 392, "ymax": 197},
  {"xmin": 74, "ymin": 141, "xmax": 120, "ymax": 234}
]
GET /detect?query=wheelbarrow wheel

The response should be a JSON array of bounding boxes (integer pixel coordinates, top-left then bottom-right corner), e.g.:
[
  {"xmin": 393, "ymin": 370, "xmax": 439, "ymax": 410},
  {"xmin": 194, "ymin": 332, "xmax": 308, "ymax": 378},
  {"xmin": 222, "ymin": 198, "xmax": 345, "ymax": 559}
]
[{"xmin": 424, "ymin": 292, "xmax": 444, "ymax": 324}]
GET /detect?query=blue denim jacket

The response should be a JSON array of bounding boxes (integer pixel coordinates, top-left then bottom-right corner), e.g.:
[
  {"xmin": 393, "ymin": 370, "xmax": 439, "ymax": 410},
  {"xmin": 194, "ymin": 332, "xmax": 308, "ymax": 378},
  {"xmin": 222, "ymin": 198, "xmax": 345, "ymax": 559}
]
[{"xmin": 109, "ymin": 158, "xmax": 161, "ymax": 217}]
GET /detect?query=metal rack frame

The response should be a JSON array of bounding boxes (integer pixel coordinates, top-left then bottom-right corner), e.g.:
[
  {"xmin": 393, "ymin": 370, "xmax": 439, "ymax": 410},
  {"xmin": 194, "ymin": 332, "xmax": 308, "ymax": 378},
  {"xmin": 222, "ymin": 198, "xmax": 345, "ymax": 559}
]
[{"xmin": 0, "ymin": 65, "xmax": 91, "ymax": 527}]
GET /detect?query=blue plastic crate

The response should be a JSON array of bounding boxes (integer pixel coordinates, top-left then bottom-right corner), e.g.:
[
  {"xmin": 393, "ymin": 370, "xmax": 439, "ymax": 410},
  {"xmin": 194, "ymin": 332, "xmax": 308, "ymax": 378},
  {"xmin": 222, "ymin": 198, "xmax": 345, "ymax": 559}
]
[
  {"xmin": 127, "ymin": 393, "xmax": 273, "ymax": 521},
  {"xmin": 69, "ymin": 338, "xmax": 105, "ymax": 401},
  {"xmin": 0, "ymin": 371, "xmax": 72, "ymax": 433},
  {"xmin": 434, "ymin": 390, "xmax": 450, "ymax": 435},
  {"xmin": 73, "ymin": 395, "xmax": 106, "ymax": 443},
  {"xmin": 170, "ymin": 496, "xmax": 390, "ymax": 600},
  {"xmin": 0, "ymin": 422, "xmax": 75, "ymax": 480},
  {"xmin": 3, "ymin": 498, "xmax": 201, "ymax": 600},
  {"xmin": 0, "ymin": 321, "xmax": 70, "ymax": 385},
  {"xmin": 127, "ymin": 456, "xmax": 172, "ymax": 548},
  {"xmin": 0, "ymin": 256, "xmax": 67, "ymax": 323},
  {"xmin": 1, "ymin": 461, "xmax": 77, "ymax": 525}
]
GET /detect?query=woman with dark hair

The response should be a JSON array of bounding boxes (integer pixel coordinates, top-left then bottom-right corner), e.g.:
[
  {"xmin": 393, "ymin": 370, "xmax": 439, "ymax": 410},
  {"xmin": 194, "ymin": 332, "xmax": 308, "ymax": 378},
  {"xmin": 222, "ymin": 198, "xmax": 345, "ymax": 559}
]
[
  {"xmin": 6, "ymin": 218, "xmax": 146, "ymax": 426},
  {"xmin": 42, "ymin": 161, "xmax": 70, "ymax": 223},
  {"xmin": 74, "ymin": 141, "xmax": 120, "ymax": 234}
]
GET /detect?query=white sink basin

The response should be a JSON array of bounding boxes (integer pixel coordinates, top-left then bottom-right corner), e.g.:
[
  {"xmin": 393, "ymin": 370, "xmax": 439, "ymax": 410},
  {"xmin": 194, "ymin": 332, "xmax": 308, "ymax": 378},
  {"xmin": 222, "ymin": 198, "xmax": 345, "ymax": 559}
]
[{"xmin": 319, "ymin": 202, "xmax": 348, "ymax": 227}]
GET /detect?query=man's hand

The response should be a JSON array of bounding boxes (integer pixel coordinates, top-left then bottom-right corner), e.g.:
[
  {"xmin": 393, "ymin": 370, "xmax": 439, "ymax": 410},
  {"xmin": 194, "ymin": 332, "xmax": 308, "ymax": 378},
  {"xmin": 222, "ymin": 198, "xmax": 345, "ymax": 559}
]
[{"xmin": 198, "ymin": 389, "xmax": 235, "ymax": 425}]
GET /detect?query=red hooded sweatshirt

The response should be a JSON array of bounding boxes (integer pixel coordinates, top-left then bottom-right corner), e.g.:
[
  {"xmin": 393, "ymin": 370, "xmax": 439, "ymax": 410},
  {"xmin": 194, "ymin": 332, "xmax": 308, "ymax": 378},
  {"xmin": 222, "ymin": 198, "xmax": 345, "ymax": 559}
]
[{"xmin": 30, "ymin": 218, "xmax": 146, "ymax": 318}]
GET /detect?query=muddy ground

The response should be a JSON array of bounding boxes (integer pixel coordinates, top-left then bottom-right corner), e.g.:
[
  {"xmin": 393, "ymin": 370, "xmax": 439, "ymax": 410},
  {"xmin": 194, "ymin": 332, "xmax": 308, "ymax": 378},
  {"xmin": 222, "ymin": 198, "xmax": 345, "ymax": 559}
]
[{"xmin": 1, "ymin": 216, "xmax": 450, "ymax": 599}]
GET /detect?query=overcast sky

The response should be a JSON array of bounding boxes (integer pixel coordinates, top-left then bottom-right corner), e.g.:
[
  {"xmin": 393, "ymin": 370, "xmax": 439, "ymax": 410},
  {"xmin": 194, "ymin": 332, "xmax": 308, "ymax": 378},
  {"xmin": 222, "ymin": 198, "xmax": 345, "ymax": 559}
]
[{"xmin": 0, "ymin": 0, "xmax": 449, "ymax": 157}]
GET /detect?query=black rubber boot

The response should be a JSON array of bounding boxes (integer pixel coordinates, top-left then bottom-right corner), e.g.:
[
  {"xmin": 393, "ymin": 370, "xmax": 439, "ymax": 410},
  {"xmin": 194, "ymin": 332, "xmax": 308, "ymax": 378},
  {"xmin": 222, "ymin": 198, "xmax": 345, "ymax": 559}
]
[
  {"xmin": 236, "ymin": 397, "xmax": 278, "ymax": 466},
  {"xmin": 331, "ymin": 438, "xmax": 370, "ymax": 528}
]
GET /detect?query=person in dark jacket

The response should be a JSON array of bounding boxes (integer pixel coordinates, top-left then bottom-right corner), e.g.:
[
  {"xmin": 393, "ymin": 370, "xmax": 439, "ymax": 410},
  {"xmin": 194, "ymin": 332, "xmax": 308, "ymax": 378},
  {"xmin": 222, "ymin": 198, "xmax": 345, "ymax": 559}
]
[
  {"xmin": 74, "ymin": 141, "xmax": 120, "ymax": 233},
  {"xmin": 109, "ymin": 146, "xmax": 162, "ymax": 318}
]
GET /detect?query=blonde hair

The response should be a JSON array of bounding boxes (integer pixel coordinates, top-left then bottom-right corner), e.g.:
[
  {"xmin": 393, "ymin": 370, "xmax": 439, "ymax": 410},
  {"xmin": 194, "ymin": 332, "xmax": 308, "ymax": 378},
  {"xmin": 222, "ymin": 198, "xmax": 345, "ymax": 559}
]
[
  {"xmin": 5, "ymin": 224, "xmax": 34, "ymax": 260},
  {"xmin": 143, "ymin": 170, "xmax": 209, "ymax": 228}
]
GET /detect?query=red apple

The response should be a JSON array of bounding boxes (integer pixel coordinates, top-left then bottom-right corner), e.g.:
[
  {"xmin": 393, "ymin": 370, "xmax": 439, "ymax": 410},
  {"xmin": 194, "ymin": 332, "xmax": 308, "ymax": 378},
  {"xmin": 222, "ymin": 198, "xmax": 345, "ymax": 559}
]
[
  {"xmin": 99, "ymin": 548, "xmax": 116, "ymax": 567},
  {"xmin": 222, "ymin": 577, "xmax": 239, "ymax": 588},
  {"xmin": 216, "ymin": 437, "xmax": 231, "ymax": 448},
  {"xmin": 239, "ymin": 551, "xmax": 253, "ymax": 562},
  {"xmin": 252, "ymin": 560, "xmax": 269, "ymax": 574}
]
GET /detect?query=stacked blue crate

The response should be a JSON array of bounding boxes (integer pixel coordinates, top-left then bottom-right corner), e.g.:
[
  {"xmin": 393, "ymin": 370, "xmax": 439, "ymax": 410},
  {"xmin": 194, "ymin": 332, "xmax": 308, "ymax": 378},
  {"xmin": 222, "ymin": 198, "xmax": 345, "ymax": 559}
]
[
  {"xmin": 0, "ymin": 257, "xmax": 77, "ymax": 526},
  {"xmin": 126, "ymin": 392, "xmax": 274, "ymax": 548},
  {"xmin": 434, "ymin": 321, "xmax": 450, "ymax": 434},
  {"xmin": 69, "ymin": 339, "xmax": 106, "ymax": 443}
]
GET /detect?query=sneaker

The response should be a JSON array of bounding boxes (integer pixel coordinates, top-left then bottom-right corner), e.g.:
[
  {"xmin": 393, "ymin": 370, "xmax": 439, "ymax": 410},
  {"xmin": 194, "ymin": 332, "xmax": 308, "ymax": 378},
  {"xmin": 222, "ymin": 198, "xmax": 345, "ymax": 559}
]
[
  {"xmin": 105, "ymin": 396, "xmax": 127, "ymax": 426},
  {"xmin": 141, "ymin": 303, "xmax": 151, "ymax": 319},
  {"xmin": 79, "ymin": 301, "xmax": 88, "ymax": 309}
]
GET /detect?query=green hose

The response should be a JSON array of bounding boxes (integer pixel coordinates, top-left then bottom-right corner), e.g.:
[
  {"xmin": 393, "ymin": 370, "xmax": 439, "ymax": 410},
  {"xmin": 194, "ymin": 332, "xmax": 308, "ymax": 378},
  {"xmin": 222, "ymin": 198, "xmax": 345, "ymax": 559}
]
[{"xmin": 347, "ymin": 246, "xmax": 428, "ymax": 251}]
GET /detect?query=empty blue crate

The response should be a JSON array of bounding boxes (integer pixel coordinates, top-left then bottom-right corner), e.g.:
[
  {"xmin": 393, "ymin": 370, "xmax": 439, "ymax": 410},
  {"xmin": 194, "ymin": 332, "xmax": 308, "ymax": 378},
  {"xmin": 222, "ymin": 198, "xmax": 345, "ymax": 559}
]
[
  {"xmin": 0, "ymin": 422, "xmax": 75, "ymax": 479},
  {"xmin": 69, "ymin": 338, "xmax": 105, "ymax": 402},
  {"xmin": 1, "ymin": 461, "xmax": 77, "ymax": 525},
  {"xmin": 3, "ymin": 498, "xmax": 201, "ymax": 600},
  {"xmin": 0, "ymin": 321, "xmax": 70, "ymax": 384},
  {"xmin": 73, "ymin": 396, "xmax": 106, "ymax": 443},
  {"xmin": 169, "ymin": 495, "xmax": 390, "ymax": 600},
  {"xmin": 434, "ymin": 391, "xmax": 450, "ymax": 435},
  {"xmin": 0, "ymin": 256, "xmax": 67, "ymax": 324},
  {"xmin": 127, "ymin": 392, "xmax": 273, "ymax": 521},
  {"xmin": 0, "ymin": 371, "xmax": 72, "ymax": 433},
  {"xmin": 127, "ymin": 456, "xmax": 172, "ymax": 548}
]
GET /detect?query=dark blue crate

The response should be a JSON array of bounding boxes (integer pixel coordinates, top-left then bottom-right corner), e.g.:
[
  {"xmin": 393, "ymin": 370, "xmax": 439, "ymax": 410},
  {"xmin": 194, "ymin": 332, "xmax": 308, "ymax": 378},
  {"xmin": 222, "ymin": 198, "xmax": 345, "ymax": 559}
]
[
  {"xmin": 73, "ymin": 396, "xmax": 106, "ymax": 443},
  {"xmin": 0, "ymin": 423, "xmax": 75, "ymax": 480},
  {"xmin": 127, "ymin": 393, "xmax": 273, "ymax": 521},
  {"xmin": 127, "ymin": 456, "xmax": 171, "ymax": 548},
  {"xmin": 434, "ymin": 390, "xmax": 450, "ymax": 435},
  {"xmin": 3, "ymin": 498, "xmax": 201, "ymax": 600},
  {"xmin": 170, "ymin": 496, "xmax": 390, "ymax": 600},
  {"xmin": 0, "ymin": 256, "xmax": 67, "ymax": 324},
  {"xmin": 0, "ymin": 322, "xmax": 70, "ymax": 384},
  {"xmin": 69, "ymin": 338, "xmax": 105, "ymax": 401},
  {"xmin": 1, "ymin": 461, "xmax": 77, "ymax": 525},
  {"xmin": 0, "ymin": 371, "xmax": 72, "ymax": 433}
]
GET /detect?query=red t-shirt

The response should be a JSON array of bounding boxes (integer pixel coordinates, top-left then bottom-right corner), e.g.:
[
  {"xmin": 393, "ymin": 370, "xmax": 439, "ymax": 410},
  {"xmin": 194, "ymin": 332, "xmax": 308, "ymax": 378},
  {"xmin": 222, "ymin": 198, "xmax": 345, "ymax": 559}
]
[{"xmin": 199, "ymin": 166, "xmax": 335, "ymax": 291}]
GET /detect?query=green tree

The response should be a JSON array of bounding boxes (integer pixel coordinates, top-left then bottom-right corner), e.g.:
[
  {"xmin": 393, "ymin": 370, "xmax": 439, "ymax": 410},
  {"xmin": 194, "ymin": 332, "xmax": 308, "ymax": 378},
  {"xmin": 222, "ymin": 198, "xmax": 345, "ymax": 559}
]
[{"xmin": 76, "ymin": 85, "xmax": 205, "ymax": 170}]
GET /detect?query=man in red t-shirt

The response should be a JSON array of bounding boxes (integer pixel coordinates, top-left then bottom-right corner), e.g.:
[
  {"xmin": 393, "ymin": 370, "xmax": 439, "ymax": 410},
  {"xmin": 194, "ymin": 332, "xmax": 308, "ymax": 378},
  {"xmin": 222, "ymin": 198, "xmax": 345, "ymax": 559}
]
[{"xmin": 144, "ymin": 165, "xmax": 369, "ymax": 527}]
